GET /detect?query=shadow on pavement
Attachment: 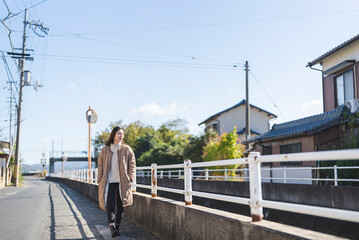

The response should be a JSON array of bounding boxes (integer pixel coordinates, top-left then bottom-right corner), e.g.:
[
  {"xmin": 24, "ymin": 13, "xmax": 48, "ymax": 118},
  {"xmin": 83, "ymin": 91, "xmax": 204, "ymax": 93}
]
[{"xmin": 45, "ymin": 179, "xmax": 158, "ymax": 240}]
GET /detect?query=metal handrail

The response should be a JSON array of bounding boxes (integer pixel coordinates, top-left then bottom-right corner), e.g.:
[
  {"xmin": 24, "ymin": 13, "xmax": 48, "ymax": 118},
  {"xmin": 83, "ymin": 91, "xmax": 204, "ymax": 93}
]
[{"xmin": 51, "ymin": 149, "xmax": 359, "ymax": 224}]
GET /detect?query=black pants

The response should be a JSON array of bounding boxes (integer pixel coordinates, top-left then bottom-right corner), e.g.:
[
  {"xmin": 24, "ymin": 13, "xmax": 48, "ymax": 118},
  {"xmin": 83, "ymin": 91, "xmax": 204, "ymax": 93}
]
[{"xmin": 106, "ymin": 182, "xmax": 124, "ymax": 225}]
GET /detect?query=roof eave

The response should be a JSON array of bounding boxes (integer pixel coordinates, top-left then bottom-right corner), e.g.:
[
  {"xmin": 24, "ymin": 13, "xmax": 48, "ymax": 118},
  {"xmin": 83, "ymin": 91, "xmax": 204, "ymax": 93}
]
[{"xmin": 307, "ymin": 33, "xmax": 359, "ymax": 68}]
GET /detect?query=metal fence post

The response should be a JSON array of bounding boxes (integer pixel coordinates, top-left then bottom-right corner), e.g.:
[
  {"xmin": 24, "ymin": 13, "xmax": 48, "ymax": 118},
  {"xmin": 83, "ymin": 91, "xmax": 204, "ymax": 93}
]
[
  {"xmin": 184, "ymin": 160, "xmax": 192, "ymax": 205},
  {"xmin": 95, "ymin": 168, "xmax": 98, "ymax": 183},
  {"xmin": 283, "ymin": 167, "xmax": 287, "ymax": 184},
  {"xmin": 151, "ymin": 163, "xmax": 157, "ymax": 197},
  {"xmin": 249, "ymin": 152, "xmax": 263, "ymax": 222},
  {"xmin": 179, "ymin": 169, "xmax": 181, "ymax": 179},
  {"xmin": 160, "ymin": 170, "xmax": 163, "ymax": 179},
  {"xmin": 132, "ymin": 169, "xmax": 137, "ymax": 192},
  {"xmin": 205, "ymin": 169, "xmax": 209, "ymax": 180},
  {"xmin": 334, "ymin": 165, "xmax": 338, "ymax": 186}
]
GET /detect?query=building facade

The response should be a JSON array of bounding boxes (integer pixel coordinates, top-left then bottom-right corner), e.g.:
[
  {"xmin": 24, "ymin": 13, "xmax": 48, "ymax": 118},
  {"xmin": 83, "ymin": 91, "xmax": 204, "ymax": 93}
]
[
  {"xmin": 307, "ymin": 34, "xmax": 359, "ymax": 112},
  {"xmin": 199, "ymin": 99, "xmax": 277, "ymax": 141}
]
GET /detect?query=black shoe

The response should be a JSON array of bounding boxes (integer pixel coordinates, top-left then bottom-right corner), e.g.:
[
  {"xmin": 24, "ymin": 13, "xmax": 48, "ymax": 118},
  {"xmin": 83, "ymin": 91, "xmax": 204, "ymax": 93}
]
[
  {"xmin": 112, "ymin": 229, "xmax": 120, "ymax": 238},
  {"xmin": 109, "ymin": 224, "xmax": 115, "ymax": 236},
  {"xmin": 110, "ymin": 224, "xmax": 120, "ymax": 238}
]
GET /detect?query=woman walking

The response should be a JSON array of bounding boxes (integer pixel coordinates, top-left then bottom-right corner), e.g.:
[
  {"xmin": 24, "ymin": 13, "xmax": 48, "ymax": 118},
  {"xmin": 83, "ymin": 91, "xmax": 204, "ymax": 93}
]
[{"xmin": 97, "ymin": 127, "xmax": 136, "ymax": 237}]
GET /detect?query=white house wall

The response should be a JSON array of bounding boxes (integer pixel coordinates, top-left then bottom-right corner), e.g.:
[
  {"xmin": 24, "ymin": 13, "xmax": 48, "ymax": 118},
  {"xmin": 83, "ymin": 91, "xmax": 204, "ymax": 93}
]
[
  {"xmin": 322, "ymin": 41, "xmax": 359, "ymax": 71},
  {"xmin": 215, "ymin": 105, "xmax": 270, "ymax": 134}
]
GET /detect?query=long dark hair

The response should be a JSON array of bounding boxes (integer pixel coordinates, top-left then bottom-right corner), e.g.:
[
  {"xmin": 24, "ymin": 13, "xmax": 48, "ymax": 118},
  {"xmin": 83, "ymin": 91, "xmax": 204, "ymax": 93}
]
[{"xmin": 105, "ymin": 127, "xmax": 123, "ymax": 146}]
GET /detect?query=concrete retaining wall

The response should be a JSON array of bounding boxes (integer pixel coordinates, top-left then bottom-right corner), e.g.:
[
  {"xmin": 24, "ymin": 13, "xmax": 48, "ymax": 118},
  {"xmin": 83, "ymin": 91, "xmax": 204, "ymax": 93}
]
[
  {"xmin": 136, "ymin": 178, "xmax": 359, "ymax": 239},
  {"xmin": 135, "ymin": 177, "xmax": 359, "ymax": 211},
  {"xmin": 46, "ymin": 176, "xmax": 344, "ymax": 240},
  {"xmin": 125, "ymin": 192, "xmax": 341, "ymax": 240}
]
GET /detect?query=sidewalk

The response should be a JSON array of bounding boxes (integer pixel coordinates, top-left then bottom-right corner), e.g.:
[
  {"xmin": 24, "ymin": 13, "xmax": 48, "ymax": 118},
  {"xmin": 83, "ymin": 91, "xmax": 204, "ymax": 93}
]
[{"xmin": 0, "ymin": 176, "xmax": 158, "ymax": 240}]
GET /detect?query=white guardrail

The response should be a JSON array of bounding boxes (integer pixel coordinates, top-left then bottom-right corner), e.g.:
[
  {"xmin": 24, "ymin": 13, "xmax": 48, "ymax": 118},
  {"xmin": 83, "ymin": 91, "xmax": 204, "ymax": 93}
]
[{"xmin": 51, "ymin": 149, "xmax": 359, "ymax": 223}]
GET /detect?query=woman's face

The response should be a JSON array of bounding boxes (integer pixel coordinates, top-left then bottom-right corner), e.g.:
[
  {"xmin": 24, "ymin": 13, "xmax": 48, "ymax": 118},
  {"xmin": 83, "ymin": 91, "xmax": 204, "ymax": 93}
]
[{"xmin": 114, "ymin": 129, "xmax": 124, "ymax": 144}]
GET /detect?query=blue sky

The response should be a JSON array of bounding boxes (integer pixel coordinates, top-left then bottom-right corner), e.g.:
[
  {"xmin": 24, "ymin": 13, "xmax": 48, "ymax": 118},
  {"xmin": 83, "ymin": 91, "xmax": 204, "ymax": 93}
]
[{"xmin": 1, "ymin": 0, "xmax": 359, "ymax": 165}]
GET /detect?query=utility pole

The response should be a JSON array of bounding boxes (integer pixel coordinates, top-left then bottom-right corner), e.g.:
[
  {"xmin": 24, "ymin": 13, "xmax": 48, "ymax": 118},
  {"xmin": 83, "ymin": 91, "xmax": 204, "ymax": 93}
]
[
  {"xmin": 13, "ymin": 9, "xmax": 28, "ymax": 186},
  {"xmin": 7, "ymin": 9, "xmax": 48, "ymax": 185},
  {"xmin": 245, "ymin": 61, "xmax": 250, "ymax": 143}
]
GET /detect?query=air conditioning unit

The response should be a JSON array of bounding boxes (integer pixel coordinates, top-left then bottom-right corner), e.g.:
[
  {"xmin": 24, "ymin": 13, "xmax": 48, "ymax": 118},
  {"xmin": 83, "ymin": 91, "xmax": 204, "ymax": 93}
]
[{"xmin": 346, "ymin": 99, "xmax": 359, "ymax": 113}]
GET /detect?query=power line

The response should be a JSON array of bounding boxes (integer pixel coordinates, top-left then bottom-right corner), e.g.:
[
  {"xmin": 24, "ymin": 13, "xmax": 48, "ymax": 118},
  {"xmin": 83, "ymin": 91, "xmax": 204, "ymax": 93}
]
[
  {"xmin": 49, "ymin": 9, "xmax": 359, "ymax": 36},
  {"xmin": 47, "ymin": 25, "xmax": 242, "ymax": 65},
  {"xmin": 30, "ymin": 53, "xmax": 243, "ymax": 68},
  {"xmin": 249, "ymin": 71, "xmax": 286, "ymax": 120},
  {"xmin": 3, "ymin": 0, "xmax": 48, "ymax": 21},
  {"xmin": 33, "ymin": 56, "xmax": 244, "ymax": 70},
  {"xmin": 36, "ymin": 57, "xmax": 243, "ymax": 70}
]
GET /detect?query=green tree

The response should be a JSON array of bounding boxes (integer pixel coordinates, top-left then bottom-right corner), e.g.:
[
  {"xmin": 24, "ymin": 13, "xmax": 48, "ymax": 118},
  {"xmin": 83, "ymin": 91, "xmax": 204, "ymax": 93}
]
[
  {"xmin": 94, "ymin": 118, "xmax": 194, "ymax": 166},
  {"xmin": 183, "ymin": 134, "xmax": 205, "ymax": 163},
  {"xmin": 137, "ymin": 119, "xmax": 190, "ymax": 166},
  {"xmin": 319, "ymin": 112, "xmax": 359, "ymax": 186},
  {"xmin": 202, "ymin": 127, "xmax": 245, "ymax": 177}
]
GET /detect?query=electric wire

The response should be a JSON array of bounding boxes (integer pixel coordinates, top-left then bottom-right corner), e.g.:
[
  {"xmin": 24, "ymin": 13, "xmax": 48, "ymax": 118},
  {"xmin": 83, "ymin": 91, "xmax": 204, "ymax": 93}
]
[
  {"xmin": 50, "ymin": 9, "xmax": 359, "ymax": 36},
  {"xmin": 33, "ymin": 56, "xmax": 244, "ymax": 70},
  {"xmin": 47, "ymin": 25, "xmax": 242, "ymax": 65},
  {"xmin": 249, "ymin": 71, "xmax": 286, "ymax": 120},
  {"xmin": 3, "ymin": 0, "xmax": 48, "ymax": 21},
  {"xmin": 31, "ymin": 53, "xmax": 242, "ymax": 67}
]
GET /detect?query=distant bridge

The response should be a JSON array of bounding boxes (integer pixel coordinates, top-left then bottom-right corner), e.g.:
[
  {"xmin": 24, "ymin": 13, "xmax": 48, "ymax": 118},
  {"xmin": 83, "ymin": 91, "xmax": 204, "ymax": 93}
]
[{"xmin": 49, "ymin": 151, "xmax": 97, "ymax": 173}]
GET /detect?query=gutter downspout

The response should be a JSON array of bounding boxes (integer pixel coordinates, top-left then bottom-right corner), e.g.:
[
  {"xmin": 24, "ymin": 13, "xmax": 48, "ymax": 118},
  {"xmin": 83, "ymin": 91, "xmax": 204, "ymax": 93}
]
[
  {"xmin": 308, "ymin": 65, "xmax": 324, "ymax": 112},
  {"xmin": 353, "ymin": 63, "xmax": 357, "ymax": 98},
  {"xmin": 308, "ymin": 64, "xmax": 323, "ymax": 183}
]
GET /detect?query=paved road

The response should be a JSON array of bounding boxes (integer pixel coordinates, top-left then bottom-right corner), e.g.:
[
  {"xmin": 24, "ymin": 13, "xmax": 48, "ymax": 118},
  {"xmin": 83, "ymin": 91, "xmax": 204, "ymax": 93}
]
[{"xmin": 0, "ymin": 176, "xmax": 158, "ymax": 240}]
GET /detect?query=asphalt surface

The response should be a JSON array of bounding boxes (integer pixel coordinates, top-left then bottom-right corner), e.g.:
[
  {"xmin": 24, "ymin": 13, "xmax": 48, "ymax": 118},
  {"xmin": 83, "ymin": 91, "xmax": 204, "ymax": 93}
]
[{"xmin": 0, "ymin": 176, "xmax": 159, "ymax": 240}]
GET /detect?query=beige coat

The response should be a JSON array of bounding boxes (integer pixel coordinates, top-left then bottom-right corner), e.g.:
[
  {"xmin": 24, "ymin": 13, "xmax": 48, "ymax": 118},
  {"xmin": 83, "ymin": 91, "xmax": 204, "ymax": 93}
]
[{"xmin": 97, "ymin": 144, "xmax": 136, "ymax": 211}]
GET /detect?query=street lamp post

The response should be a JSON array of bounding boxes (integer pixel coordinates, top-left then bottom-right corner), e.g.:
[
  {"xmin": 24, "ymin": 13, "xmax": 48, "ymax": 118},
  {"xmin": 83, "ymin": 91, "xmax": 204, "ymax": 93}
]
[
  {"xmin": 86, "ymin": 107, "xmax": 97, "ymax": 182},
  {"xmin": 61, "ymin": 152, "xmax": 67, "ymax": 178}
]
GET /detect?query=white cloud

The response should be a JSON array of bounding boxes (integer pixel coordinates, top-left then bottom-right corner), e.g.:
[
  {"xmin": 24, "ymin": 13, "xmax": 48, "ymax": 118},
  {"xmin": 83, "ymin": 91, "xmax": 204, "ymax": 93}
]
[
  {"xmin": 130, "ymin": 102, "xmax": 187, "ymax": 115},
  {"xmin": 300, "ymin": 99, "xmax": 322, "ymax": 111},
  {"xmin": 188, "ymin": 124, "xmax": 203, "ymax": 135},
  {"xmin": 290, "ymin": 99, "xmax": 323, "ymax": 119},
  {"xmin": 68, "ymin": 82, "xmax": 77, "ymax": 88}
]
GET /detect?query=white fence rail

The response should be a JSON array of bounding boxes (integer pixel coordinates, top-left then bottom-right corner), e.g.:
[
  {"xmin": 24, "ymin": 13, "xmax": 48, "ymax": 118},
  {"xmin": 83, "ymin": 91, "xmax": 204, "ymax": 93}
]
[
  {"xmin": 137, "ymin": 165, "xmax": 359, "ymax": 185},
  {"xmin": 50, "ymin": 149, "xmax": 359, "ymax": 224}
]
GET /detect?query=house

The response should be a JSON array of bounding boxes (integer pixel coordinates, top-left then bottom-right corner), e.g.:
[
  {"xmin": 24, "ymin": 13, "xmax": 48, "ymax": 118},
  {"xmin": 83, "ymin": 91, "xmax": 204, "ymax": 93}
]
[
  {"xmin": 307, "ymin": 33, "xmax": 359, "ymax": 112},
  {"xmin": 0, "ymin": 141, "xmax": 10, "ymax": 167},
  {"xmin": 245, "ymin": 34, "xmax": 359, "ymax": 183},
  {"xmin": 198, "ymin": 99, "xmax": 277, "ymax": 141},
  {"xmin": 246, "ymin": 105, "xmax": 350, "ymax": 162}
]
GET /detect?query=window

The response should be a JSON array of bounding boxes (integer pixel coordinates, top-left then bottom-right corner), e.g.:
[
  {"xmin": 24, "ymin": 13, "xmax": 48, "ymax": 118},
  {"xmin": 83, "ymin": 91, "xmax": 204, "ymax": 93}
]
[
  {"xmin": 280, "ymin": 143, "xmax": 302, "ymax": 165},
  {"xmin": 206, "ymin": 123, "xmax": 218, "ymax": 132},
  {"xmin": 261, "ymin": 145, "xmax": 272, "ymax": 166},
  {"xmin": 335, "ymin": 70, "xmax": 354, "ymax": 106},
  {"xmin": 262, "ymin": 145, "xmax": 271, "ymax": 155}
]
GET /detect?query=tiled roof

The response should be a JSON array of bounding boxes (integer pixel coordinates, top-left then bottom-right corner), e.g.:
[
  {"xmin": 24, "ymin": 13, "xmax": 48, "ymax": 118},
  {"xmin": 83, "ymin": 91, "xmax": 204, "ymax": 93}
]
[
  {"xmin": 245, "ymin": 105, "xmax": 350, "ymax": 143},
  {"xmin": 307, "ymin": 33, "xmax": 359, "ymax": 67},
  {"xmin": 237, "ymin": 128, "xmax": 261, "ymax": 136},
  {"xmin": 199, "ymin": 99, "xmax": 277, "ymax": 125}
]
